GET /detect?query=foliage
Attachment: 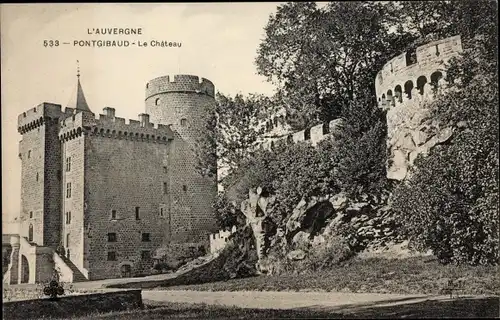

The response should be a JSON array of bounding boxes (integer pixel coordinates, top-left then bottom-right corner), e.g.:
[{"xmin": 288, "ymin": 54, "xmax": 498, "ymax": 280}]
[
  {"xmin": 213, "ymin": 192, "xmax": 246, "ymax": 230},
  {"xmin": 296, "ymin": 236, "xmax": 354, "ymax": 273},
  {"xmin": 255, "ymin": 2, "xmax": 405, "ymax": 129},
  {"xmin": 391, "ymin": 49, "xmax": 499, "ymax": 265}
]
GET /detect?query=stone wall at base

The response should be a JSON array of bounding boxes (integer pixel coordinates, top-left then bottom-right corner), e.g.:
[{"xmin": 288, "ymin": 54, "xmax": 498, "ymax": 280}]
[{"xmin": 2, "ymin": 289, "xmax": 143, "ymax": 320}]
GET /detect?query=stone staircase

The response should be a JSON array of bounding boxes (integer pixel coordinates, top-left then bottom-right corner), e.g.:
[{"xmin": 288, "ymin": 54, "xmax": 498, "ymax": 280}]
[{"xmin": 58, "ymin": 255, "xmax": 88, "ymax": 282}]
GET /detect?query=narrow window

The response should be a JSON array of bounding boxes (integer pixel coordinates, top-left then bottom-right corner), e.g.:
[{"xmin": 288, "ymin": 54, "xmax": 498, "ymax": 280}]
[
  {"xmin": 135, "ymin": 207, "xmax": 140, "ymax": 220},
  {"xmin": 107, "ymin": 251, "xmax": 117, "ymax": 261},
  {"xmin": 65, "ymin": 212, "xmax": 72, "ymax": 224},
  {"xmin": 107, "ymin": 232, "xmax": 117, "ymax": 242},
  {"xmin": 182, "ymin": 185, "xmax": 187, "ymax": 192},
  {"xmin": 111, "ymin": 210, "xmax": 117, "ymax": 220},
  {"xmin": 155, "ymin": 98, "xmax": 160, "ymax": 106},
  {"xmin": 160, "ymin": 207, "xmax": 164, "ymax": 217},
  {"xmin": 36, "ymin": 172, "xmax": 39, "ymax": 182},
  {"xmin": 163, "ymin": 182, "xmax": 168, "ymax": 194},
  {"xmin": 163, "ymin": 166, "xmax": 168, "ymax": 173},
  {"xmin": 28, "ymin": 224, "xmax": 33, "ymax": 242},
  {"xmin": 66, "ymin": 157, "xmax": 71, "ymax": 172},
  {"xmin": 28, "ymin": 150, "xmax": 31, "ymax": 159},
  {"xmin": 141, "ymin": 250, "xmax": 151, "ymax": 260},
  {"xmin": 29, "ymin": 211, "xmax": 33, "ymax": 219},
  {"xmin": 66, "ymin": 233, "xmax": 70, "ymax": 247},
  {"xmin": 66, "ymin": 183, "xmax": 72, "ymax": 198},
  {"xmin": 180, "ymin": 118, "xmax": 187, "ymax": 126},
  {"xmin": 142, "ymin": 233, "xmax": 151, "ymax": 242}
]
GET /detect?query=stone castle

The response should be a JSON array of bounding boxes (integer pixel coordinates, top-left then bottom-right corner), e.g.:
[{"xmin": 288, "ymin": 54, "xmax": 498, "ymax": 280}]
[{"xmin": 4, "ymin": 71, "xmax": 218, "ymax": 283}]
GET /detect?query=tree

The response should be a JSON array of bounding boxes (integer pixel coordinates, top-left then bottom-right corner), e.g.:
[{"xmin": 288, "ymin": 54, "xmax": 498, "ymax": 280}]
[
  {"xmin": 391, "ymin": 47, "xmax": 499, "ymax": 265},
  {"xmin": 193, "ymin": 92, "xmax": 273, "ymax": 182},
  {"xmin": 255, "ymin": 1, "xmax": 407, "ymax": 130}
]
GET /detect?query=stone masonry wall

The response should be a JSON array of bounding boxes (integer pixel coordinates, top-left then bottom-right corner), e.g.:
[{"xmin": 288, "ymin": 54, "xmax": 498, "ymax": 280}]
[
  {"xmin": 145, "ymin": 75, "xmax": 218, "ymax": 244},
  {"xmin": 375, "ymin": 35, "xmax": 463, "ymax": 180},
  {"xmin": 83, "ymin": 131, "xmax": 171, "ymax": 280}
]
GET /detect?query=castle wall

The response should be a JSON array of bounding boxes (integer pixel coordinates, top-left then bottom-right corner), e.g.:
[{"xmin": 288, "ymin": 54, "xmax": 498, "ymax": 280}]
[
  {"xmin": 145, "ymin": 75, "xmax": 218, "ymax": 244},
  {"xmin": 82, "ymin": 132, "xmax": 171, "ymax": 280},
  {"xmin": 17, "ymin": 103, "xmax": 64, "ymax": 248},
  {"xmin": 376, "ymin": 36, "xmax": 463, "ymax": 180}
]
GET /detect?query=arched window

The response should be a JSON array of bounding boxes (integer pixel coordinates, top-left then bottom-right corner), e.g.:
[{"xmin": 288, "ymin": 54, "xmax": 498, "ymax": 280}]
[
  {"xmin": 28, "ymin": 224, "xmax": 33, "ymax": 242},
  {"xmin": 287, "ymin": 135, "xmax": 293, "ymax": 144},
  {"xmin": 416, "ymin": 76, "xmax": 428, "ymax": 95},
  {"xmin": 155, "ymin": 98, "xmax": 160, "ymax": 106},
  {"xmin": 430, "ymin": 71, "xmax": 443, "ymax": 87},
  {"xmin": 394, "ymin": 85, "xmax": 403, "ymax": 103},
  {"xmin": 404, "ymin": 80, "xmax": 414, "ymax": 99}
]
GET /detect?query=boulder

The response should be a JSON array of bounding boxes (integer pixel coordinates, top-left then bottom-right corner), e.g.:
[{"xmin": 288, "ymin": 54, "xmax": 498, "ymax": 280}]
[{"xmin": 287, "ymin": 249, "xmax": 306, "ymax": 261}]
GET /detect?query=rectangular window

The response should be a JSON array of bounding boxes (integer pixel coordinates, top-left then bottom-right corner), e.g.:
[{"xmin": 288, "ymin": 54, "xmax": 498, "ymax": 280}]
[
  {"xmin": 29, "ymin": 211, "xmax": 33, "ymax": 219},
  {"xmin": 160, "ymin": 207, "xmax": 164, "ymax": 217},
  {"xmin": 66, "ymin": 183, "xmax": 72, "ymax": 198},
  {"xmin": 107, "ymin": 232, "xmax": 117, "ymax": 242},
  {"xmin": 142, "ymin": 233, "xmax": 151, "ymax": 242},
  {"xmin": 28, "ymin": 150, "xmax": 31, "ymax": 159},
  {"xmin": 65, "ymin": 212, "xmax": 71, "ymax": 224},
  {"xmin": 163, "ymin": 182, "xmax": 168, "ymax": 194},
  {"xmin": 107, "ymin": 251, "xmax": 116, "ymax": 261},
  {"xmin": 111, "ymin": 210, "xmax": 117, "ymax": 220},
  {"xmin": 135, "ymin": 207, "xmax": 140, "ymax": 220},
  {"xmin": 66, "ymin": 157, "xmax": 71, "ymax": 172},
  {"xmin": 163, "ymin": 166, "xmax": 168, "ymax": 173},
  {"xmin": 141, "ymin": 250, "xmax": 151, "ymax": 260}
]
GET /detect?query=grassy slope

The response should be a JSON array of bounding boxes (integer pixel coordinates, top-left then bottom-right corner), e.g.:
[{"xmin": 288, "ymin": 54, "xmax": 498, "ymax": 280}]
[{"xmin": 110, "ymin": 257, "xmax": 500, "ymax": 296}]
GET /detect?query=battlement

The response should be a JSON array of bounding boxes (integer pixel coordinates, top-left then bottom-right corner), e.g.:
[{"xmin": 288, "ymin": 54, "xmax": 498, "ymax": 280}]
[
  {"xmin": 18, "ymin": 103, "xmax": 64, "ymax": 134},
  {"xmin": 59, "ymin": 107, "xmax": 175, "ymax": 142},
  {"xmin": 209, "ymin": 225, "xmax": 237, "ymax": 255},
  {"xmin": 145, "ymin": 74, "xmax": 215, "ymax": 100},
  {"xmin": 375, "ymin": 35, "xmax": 462, "ymax": 104},
  {"xmin": 257, "ymin": 118, "xmax": 344, "ymax": 151}
]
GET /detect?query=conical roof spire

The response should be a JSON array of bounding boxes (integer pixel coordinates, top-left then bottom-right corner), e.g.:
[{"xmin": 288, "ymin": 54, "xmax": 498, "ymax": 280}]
[{"xmin": 68, "ymin": 60, "xmax": 92, "ymax": 112}]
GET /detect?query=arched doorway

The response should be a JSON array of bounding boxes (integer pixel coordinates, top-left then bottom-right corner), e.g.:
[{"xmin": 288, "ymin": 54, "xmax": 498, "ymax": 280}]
[
  {"xmin": 20, "ymin": 255, "xmax": 29, "ymax": 283},
  {"xmin": 120, "ymin": 264, "xmax": 132, "ymax": 278}
]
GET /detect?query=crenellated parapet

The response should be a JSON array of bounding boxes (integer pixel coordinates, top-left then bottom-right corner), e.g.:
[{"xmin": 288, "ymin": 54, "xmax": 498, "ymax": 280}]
[
  {"xmin": 17, "ymin": 103, "xmax": 64, "ymax": 134},
  {"xmin": 145, "ymin": 74, "xmax": 215, "ymax": 100},
  {"xmin": 376, "ymin": 35, "xmax": 462, "ymax": 110},
  {"xmin": 257, "ymin": 118, "xmax": 344, "ymax": 151},
  {"xmin": 58, "ymin": 107, "xmax": 175, "ymax": 143}
]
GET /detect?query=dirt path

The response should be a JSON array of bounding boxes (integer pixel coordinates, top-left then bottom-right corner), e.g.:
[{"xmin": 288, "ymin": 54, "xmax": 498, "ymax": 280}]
[{"xmin": 142, "ymin": 289, "xmax": 463, "ymax": 310}]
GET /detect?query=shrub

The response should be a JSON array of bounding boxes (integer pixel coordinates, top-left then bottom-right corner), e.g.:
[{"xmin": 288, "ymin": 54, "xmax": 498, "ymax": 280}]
[{"xmin": 298, "ymin": 235, "xmax": 354, "ymax": 272}]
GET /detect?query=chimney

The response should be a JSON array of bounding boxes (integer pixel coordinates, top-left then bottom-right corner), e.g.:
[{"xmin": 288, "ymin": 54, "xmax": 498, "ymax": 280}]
[
  {"xmin": 103, "ymin": 107, "xmax": 115, "ymax": 118},
  {"xmin": 139, "ymin": 113, "xmax": 150, "ymax": 127}
]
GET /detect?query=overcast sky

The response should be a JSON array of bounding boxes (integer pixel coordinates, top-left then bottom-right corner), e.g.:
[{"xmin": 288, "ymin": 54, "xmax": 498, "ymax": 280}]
[{"xmin": 1, "ymin": 3, "xmax": 305, "ymax": 223}]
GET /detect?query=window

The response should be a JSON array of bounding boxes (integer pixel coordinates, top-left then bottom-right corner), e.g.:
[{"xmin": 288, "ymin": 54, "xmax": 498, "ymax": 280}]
[
  {"xmin": 66, "ymin": 183, "xmax": 72, "ymax": 198},
  {"xmin": 28, "ymin": 150, "xmax": 31, "ymax": 159},
  {"xmin": 135, "ymin": 207, "xmax": 140, "ymax": 220},
  {"xmin": 65, "ymin": 212, "xmax": 71, "ymax": 224},
  {"xmin": 107, "ymin": 251, "xmax": 117, "ymax": 261},
  {"xmin": 111, "ymin": 210, "xmax": 117, "ymax": 220},
  {"xmin": 107, "ymin": 233, "xmax": 117, "ymax": 242},
  {"xmin": 28, "ymin": 224, "xmax": 33, "ymax": 242},
  {"xmin": 155, "ymin": 98, "xmax": 160, "ymax": 106},
  {"xmin": 405, "ymin": 48, "xmax": 417, "ymax": 66},
  {"xmin": 66, "ymin": 157, "xmax": 71, "ymax": 172},
  {"xmin": 29, "ymin": 211, "xmax": 33, "ymax": 219},
  {"xmin": 142, "ymin": 233, "xmax": 151, "ymax": 242},
  {"xmin": 180, "ymin": 118, "xmax": 187, "ymax": 126},
  {"xmin": 160, "ymin": 207, "xmax": 164, "ymax": 217},
  {"xmin": 66, "ymin": 233, "xmax": 70, "ymax": 247},
  {"xmin": 163, "ymin": 182, "xmax": 168, "ymax": 194},
  {"xmin": 163, "ymin": 166, "xmax": 168, "ymax": 173},
  {"xmin": 36, "ymin": 172, "xmax": 39, "ymax": 182},
  {"xmin": 182, "ymin": 185, "xmax": 187, "ymax": 192},
  {"xmin": 141, "ymin": 250, "xmax": 151, "ymax": 260}
]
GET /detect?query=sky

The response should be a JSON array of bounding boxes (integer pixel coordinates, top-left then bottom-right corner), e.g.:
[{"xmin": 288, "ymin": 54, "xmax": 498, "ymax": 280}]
[{"xmin": 0, "ymin": 3, "xmax": 301, "ymax": 225}]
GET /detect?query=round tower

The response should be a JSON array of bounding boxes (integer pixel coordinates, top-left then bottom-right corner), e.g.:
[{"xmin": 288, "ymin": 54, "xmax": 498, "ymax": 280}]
[{"xmin": 145, "ymin": 74, "xmax": 217, "ymax": 244}]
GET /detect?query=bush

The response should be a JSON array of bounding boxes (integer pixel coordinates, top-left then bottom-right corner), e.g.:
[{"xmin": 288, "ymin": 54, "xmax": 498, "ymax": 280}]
[{"xmin": 298, "ymin": 235, "xmax": 354, "ymax": 272}]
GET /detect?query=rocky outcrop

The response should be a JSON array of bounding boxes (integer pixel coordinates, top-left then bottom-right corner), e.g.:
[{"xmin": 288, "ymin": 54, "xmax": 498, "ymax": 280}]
[{"xmin": 387, "ymin": 82, "xmax": 454, "ymax": 181}]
